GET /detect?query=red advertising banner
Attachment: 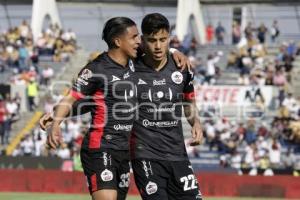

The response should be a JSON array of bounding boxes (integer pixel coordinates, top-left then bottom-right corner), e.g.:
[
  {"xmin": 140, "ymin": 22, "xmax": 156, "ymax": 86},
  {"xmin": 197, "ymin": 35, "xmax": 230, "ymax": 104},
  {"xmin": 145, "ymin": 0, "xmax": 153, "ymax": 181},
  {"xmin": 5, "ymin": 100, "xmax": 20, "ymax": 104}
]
[{"xmin": 0, "ymin": 170, "xmax": 299, "ymax": 198}]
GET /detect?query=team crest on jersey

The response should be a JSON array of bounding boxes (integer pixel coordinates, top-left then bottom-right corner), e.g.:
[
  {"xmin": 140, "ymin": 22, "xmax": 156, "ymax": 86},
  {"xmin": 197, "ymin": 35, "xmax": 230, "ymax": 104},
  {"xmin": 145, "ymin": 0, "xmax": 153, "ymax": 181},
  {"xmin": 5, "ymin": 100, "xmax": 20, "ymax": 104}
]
[
  {"xmin": 80, "ymin": 69, "xmax": 92, "ymax": 80},
  {"xmin": 146, "ymin": 181, "xmax": 158, "ymax": 195},
  {"xmin": 171, "ymin": 71, "xmax": 183, "ymax": 84},
  {"xmin": 129, "ymin": 59, "xmax": 135, "ymax": 72},
  {"xmin": 101, "ymin": 169, "xmax": 113, "ymax": 182}
]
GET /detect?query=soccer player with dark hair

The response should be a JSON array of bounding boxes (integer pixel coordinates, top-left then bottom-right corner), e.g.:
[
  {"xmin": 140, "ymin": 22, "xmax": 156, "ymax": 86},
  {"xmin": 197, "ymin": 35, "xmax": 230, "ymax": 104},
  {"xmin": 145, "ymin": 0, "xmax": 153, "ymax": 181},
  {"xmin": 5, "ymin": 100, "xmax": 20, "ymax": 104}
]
[
  {"xmin": 130, "ymin": 13, "xmax": 203, "ymax": 199},
  {"xmin": 48, "ymin": 17, "xmax": 140, "ymax": 200}
]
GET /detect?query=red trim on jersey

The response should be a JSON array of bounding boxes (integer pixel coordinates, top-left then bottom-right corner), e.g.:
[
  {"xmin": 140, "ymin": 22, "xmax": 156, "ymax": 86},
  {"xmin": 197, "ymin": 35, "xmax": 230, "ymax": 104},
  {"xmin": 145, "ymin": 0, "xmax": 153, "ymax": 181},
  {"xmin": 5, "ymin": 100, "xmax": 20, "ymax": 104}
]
[
  {"xmin": 184, "ymin": 91, "xmax": 195, "ymax": 100},
  {"xmin": 89, "ymin": 90, "xmax": 106, "ymax": 149},
  {"xmin": 90, "ymin": 173, "xmax": 97, "ymax": 192},
  {"xmin": 70, "ymin": 90, "xmax": 85, "ymax": 100}
]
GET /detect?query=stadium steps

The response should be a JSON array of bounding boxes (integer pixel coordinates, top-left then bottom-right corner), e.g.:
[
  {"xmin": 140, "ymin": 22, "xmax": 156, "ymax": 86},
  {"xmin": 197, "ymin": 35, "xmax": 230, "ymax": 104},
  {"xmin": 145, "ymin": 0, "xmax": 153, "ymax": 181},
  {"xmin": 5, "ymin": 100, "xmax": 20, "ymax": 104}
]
[{"xmin": 3, "ymin": 50, "xmax": 90, "ymax": 155}]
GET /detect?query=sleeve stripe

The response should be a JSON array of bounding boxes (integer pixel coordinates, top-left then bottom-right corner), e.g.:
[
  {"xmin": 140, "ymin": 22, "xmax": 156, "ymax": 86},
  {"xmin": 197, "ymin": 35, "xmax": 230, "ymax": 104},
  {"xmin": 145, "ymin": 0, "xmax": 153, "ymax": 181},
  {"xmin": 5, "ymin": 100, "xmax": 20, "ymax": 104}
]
[
  {"xmin": 184, "ymin": 91, "xmax": 195, "ymax": 100},
  {"xmin": 70, "ymin": 90, "xmax": 85, "ymax": 100}
]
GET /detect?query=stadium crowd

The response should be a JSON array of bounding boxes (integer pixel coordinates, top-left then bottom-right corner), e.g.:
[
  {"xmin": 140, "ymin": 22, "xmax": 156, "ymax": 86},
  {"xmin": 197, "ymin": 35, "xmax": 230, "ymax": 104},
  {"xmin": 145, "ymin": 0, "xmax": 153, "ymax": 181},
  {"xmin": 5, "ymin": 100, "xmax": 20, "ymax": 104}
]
[{"xmin": 0, "ymin": 20, "xmax": 77, "ymax": 146}]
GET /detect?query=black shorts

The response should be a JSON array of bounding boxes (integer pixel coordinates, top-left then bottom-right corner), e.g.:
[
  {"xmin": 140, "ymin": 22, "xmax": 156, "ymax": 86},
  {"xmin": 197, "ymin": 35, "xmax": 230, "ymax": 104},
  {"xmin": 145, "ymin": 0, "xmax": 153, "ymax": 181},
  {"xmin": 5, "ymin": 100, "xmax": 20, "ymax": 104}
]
[
  {"xmin": 80, "ymin": 148, "xmax": 130, "ymax": 200},
  {"xmin": 132, "ymin": 159, "xmax": 202, "ymax": 200}
]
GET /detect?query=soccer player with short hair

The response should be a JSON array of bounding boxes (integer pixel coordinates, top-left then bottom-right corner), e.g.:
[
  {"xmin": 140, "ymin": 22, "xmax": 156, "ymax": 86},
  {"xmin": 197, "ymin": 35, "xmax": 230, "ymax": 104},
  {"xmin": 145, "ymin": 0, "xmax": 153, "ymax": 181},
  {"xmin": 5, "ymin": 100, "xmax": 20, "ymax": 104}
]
[
  {"xmin": 130, "ymin": 13, "xmax": 203, "ymax": 200},
  {"xmin": 48, "ymin": 17, "xmax": 140, "ymax": 200}
]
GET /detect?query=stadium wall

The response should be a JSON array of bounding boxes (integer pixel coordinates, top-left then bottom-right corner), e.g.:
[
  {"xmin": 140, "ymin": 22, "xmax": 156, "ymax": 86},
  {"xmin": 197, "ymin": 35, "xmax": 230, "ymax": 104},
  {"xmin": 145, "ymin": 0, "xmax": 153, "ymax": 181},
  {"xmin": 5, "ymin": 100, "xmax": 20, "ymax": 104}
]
[{"xmin": 0, "ymin": 170, "xmax": 299, "ymax": 198}]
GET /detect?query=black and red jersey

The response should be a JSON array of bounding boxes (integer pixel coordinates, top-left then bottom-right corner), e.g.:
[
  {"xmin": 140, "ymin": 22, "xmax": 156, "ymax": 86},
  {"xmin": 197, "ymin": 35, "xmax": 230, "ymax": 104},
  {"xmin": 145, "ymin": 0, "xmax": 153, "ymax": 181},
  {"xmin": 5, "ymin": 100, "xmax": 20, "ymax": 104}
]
[
  {"xmin": 130, "ymin": 54, "xmax": 195, "ymax": 161},
  {"xmin": 71, "ymin": 53, "xmax": 136, "ymax": 151}
]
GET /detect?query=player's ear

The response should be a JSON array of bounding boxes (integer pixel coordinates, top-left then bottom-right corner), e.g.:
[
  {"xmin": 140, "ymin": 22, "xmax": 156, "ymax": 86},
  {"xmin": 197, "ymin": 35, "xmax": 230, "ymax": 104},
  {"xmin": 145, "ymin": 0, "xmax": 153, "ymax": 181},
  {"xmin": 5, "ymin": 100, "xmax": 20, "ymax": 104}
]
[{"xmin": 114, "ymin": 37, "xmax": 121, "ymax": 48}]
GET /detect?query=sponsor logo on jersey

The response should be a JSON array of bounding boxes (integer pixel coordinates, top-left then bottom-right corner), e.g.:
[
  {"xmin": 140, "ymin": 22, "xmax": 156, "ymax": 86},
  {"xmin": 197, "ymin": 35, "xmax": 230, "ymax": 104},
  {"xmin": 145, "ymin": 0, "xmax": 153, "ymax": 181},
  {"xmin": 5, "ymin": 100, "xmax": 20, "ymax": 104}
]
[
  {"xmin": 146, "ymin": 106, "xmax": 175, "ymax": 113},
  {"xmin": 111, "ymin": 75, "xmax": 121, "ymax": 82},
  {"xmin": 123, "ymin": 72, "xmax": 130, "ymax": 79},
  {"xmin": 153, "ymin": 79, "xmax": 166, "ymax": 86},
  {"xmin": 114, "ymin": 124, "xmax": 133, "ymax": 131},
  {"xmin": 101, "ymin": 169, "xmax": 113, "ymax": 182},
  {"xmin": 146, "ymin": 181, "xmax": 158, "ymax": 195},
  {"xmin": 80, "ymin": 69, "xmax": 92, "ymax": 80},
  {"xmin": 142, "ymin": 119, "xmax": 178, "ymax": 128},
  {"xmin": 171, "ymin": 71, "xmax": 183, "ymax": 84},
  {"xmin": 138, "ymin": 78, "xmax": 147, "ymax": 85}
]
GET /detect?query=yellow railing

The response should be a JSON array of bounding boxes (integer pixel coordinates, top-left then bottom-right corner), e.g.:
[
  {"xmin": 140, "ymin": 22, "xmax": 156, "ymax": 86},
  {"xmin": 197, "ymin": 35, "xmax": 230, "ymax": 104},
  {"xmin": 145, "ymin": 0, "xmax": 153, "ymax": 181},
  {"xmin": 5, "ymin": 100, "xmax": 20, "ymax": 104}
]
[{"xmin": 5, "ymin": 111, "xmax": 43, "ymax": 155}]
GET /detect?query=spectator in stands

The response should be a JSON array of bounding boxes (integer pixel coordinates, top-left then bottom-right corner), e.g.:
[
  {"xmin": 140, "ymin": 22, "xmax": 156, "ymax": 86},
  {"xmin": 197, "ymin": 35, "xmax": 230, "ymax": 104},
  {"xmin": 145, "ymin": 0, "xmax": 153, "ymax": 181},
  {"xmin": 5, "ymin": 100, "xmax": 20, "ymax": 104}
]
[
  {"xmin": 4, "ymin": 95, "xmax": 19, "ymax": 144},
  {"xmin": 244, "ymin": 22, "xmax": 254, "ymax": 40},
  {"xmin": 282, "ymin": 148, "xmax": 296, "ymax": 171},
  {"xmin": 41, "ymin": 65, "xmax": 54, "ymax": 86},
  {"xmin": 244, "ymin": 142, "xmax": 259, "ymax": 169},
  {"xmin": 18, "ymin": 44, "xmax": 29, "ymax": 71},
  {"xmin": 206, "ymin": 23, "xmax": 214, "ymax": 44},
  {"xmin": 227, "ymin": 50, "xmax": 238, "ymax": 69},
  {"xmin": 205, "ymin": 53, "xmax": 222, "ymax": 85},
  {"xmin": 19, "ymin": 20, "xmax": 31, "ymax": 42},
  {"xmin": 34, "ymin": 132, "xmax": 45, "ymax": 157},
  {"xmin": 282, "ymin": 93, "xmax": 298, "ymax": 118},
  {"xmin": 230, "ymin": 149, "xmax": 242, "ymax": 173},
  {"xmin": 44, "ymin": 96, "xmax": 55, "ymax": 114},
  {"xmin": 257, "ymin": 23, "xmax": 268, "ymax": 44},
  {"xmin": 27, "ymin": 77, "xmax": 39, "ymax": 111},
  {"xmin": 204, "ymin": 120, "xmax": 217, "ymax": 150},
  {"xmin": 270, "ymin": 20, "xmax": 280, "ymax": 43},
  {"xmin": 20, "ymin": 134, "xmax": 34, "ymax": 156},
  {"xmin": 244, "ymin": 120, "xmax": 257, "ymax": 144},
  {"xmin": 273, "ymin": 68, "xmax": 287, "ymax": 87},
  {"xmin": 269, "ymin": 138, "xmax": 281, "ymax": 168},
  {"xmin": 232, "ymin": 21, "xmax": 241, "ymax": 44},
  {"xmin": 215, "ymin": 22, "xmax": 225, "ymax": 45}
]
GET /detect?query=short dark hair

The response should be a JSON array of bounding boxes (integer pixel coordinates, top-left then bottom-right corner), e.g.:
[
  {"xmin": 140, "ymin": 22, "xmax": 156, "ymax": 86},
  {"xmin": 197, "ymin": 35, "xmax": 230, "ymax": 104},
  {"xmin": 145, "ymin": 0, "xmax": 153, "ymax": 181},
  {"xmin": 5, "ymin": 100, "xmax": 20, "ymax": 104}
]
[
  {"xmin": 102, "ymin": 17, "xmax": 136, "ymax": 48},
  {"xmin": 141, "ymin": 13, "xmax": 170, "ymax": 35}
]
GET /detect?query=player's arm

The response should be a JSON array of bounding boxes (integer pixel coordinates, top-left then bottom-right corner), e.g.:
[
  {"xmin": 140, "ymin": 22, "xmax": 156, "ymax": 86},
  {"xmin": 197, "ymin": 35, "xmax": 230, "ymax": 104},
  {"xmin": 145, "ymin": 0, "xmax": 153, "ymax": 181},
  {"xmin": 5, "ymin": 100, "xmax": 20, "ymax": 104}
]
[
  {"xmin": 183, "ymin": 95, "xmax": 203, "ymax": 146},
  {"xmin": 182, "ymin": 70, "xmax": 203, "ymax": 146},
  {"xmin": 169, "ymin": 48, "xmax": 192, "ymax": 71},
  {"xmin": 47, "ymin": 93, "xmax": 77, "ymax": 149},
  {"xmin": 47, "ymin": 62, "xmax": 100, "ymax": 149},
  {"xmin": 40, "ymin": 99, "xmax": 92, "ymax": 131}
]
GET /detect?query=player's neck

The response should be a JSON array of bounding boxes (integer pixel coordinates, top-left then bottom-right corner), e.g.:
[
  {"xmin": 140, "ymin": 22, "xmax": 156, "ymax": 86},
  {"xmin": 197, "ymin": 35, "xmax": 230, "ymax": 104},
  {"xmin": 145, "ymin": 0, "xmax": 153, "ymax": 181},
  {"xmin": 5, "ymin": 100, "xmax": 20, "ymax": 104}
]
[
  {"xmin": 108, "ymin": 49, "xmax": 128, "ymax": 67},
  {"xmin": 143, "ymin": 55, "xmax": 167, "ymax": 72}
]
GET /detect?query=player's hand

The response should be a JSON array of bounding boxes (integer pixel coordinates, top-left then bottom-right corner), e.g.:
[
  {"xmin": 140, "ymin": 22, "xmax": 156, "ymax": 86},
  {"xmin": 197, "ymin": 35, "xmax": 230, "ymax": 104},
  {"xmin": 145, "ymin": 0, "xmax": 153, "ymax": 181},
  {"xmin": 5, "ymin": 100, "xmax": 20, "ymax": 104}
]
[
  {"xmin": 171, "ymin": 50, "xmax": 192, "ymax": 71},
  {"xmin": 190, "ymin": 120, "xmax": 203, "ymax": 146},
  {"xmin": 46, "ymin": 125, "xmax": 63, "ymax": 149},
  {"xmin": 39, "ymin": 113, "xmax": 53, "ymax": 131}
]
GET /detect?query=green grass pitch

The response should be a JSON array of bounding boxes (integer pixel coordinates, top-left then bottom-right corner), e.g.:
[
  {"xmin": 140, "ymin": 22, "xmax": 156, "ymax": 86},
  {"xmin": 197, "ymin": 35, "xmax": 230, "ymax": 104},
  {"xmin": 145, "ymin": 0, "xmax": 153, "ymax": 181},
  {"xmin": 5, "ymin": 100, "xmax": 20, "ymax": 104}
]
[{"xmin": 0, "ymin": 192, "xmax": 288, "ymax": 200}]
